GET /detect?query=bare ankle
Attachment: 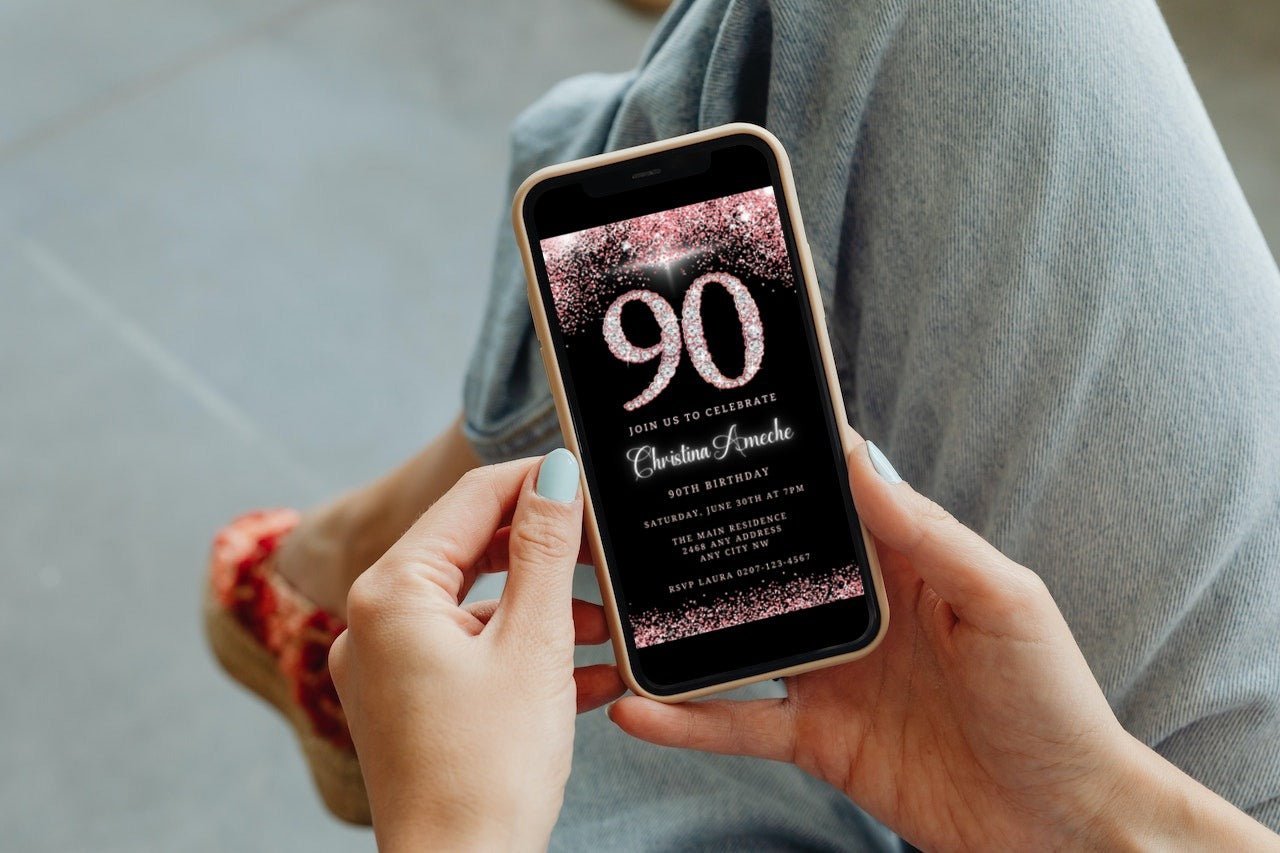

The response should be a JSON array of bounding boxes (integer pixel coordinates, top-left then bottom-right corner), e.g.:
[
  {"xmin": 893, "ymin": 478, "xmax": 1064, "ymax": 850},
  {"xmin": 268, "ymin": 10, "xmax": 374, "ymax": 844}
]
[
  {"xmin": 272, "ymin": 415, "xmax": 483, "ymax": 619},
  {"xmin": 274, "ymin": 502, "xmax": 362, "ymax": 619}
]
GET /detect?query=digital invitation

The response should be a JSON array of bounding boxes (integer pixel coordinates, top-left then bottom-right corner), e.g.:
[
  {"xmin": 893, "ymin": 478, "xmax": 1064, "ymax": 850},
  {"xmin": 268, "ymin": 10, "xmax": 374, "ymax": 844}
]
[{"xmin": 541, "ymin": 186, "xmax": 865, "ymax": 649}]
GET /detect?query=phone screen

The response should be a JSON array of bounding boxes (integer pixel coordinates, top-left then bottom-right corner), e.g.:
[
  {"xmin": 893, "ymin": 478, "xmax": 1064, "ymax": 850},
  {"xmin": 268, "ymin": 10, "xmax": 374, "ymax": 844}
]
[{"xmin": 526, "ymin": 135, "xmax": 878, "ymax": 693}]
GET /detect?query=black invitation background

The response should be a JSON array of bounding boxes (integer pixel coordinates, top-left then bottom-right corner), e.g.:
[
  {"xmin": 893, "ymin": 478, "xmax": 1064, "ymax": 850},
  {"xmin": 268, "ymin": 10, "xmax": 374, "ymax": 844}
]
[{"xmin": 541, "ymin": 187, "xmax": 865, "ymax": 650}]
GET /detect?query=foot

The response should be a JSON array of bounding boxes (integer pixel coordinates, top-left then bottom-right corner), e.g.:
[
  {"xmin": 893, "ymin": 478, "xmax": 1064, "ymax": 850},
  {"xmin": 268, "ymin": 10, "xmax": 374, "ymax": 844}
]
[
  {"xmin": 271, "ymin": 498, "xmax": 380, "ymax": 622},
  {"xmin": 205, "ymin": 508, "xmax": 369, "ymax": 823},
  {"xmin": 206, "ymin": 417, "xmax": 481, "ymax": 824},
  {"xmin": 273, "ymin": 415, "xmax": 485, "ymax": 620}
]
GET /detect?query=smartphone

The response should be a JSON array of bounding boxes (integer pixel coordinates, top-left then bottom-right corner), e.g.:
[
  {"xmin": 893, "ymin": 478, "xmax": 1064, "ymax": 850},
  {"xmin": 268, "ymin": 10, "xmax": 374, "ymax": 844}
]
[{"xmin": 514, "ymin": 123, "xmax": 888, "ymax": 702}]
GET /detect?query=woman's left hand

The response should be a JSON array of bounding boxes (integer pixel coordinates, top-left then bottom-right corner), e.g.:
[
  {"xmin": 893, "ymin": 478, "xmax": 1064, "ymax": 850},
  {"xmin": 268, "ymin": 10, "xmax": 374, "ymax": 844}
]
[{"xmin": 328, "ymin": 451, "xmax": 625, "ymax": 851}]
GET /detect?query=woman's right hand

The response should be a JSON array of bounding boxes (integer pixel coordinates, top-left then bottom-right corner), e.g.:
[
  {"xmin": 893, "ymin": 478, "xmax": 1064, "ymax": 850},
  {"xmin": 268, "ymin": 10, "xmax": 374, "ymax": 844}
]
[{"xmin": 611, "ymin": 434, "xmax": 1280, "ymax": 850}]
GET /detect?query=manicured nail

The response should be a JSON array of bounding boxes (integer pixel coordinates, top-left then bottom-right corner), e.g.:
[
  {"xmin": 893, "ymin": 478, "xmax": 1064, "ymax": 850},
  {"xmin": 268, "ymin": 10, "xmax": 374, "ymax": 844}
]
[
  {"xmin": 536, "ymin": 448, "xmax": 580, "ymax": 503},
  {"xmin": 866, "ymin": 441, "xmax": 902, "ymax": 484}
]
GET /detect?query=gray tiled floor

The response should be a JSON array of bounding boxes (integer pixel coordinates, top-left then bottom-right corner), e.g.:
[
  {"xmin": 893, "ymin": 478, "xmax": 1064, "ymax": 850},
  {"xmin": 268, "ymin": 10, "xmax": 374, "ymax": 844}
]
[
  {"xmin": 1, "ymin": 1, "xmax": 652, "ymax": 850},
  {"xmin": 0, "ymin": 1, "xmax": 1275, "ymax": 850}
]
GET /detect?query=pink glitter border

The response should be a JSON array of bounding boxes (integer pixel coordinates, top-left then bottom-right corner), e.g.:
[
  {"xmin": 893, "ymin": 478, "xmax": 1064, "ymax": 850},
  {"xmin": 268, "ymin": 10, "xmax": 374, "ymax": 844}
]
[
  {"xmin": 541, "ymin": 186, "xmax": 792, "ymax": 335},
  {"xmin": 629, "ymin": 563, "xmax": 865, "ymax": 648}
]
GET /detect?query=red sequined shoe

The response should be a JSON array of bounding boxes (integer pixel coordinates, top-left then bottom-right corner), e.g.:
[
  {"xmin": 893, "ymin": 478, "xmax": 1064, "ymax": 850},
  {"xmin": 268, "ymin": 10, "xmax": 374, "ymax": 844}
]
[{"xmin": 203, "ymin": 509, "xmax": 370, "ymax": 824}]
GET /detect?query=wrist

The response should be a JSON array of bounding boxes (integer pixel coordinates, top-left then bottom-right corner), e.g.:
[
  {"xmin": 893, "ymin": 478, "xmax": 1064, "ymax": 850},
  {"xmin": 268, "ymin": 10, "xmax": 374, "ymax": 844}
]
[
  {"xmin": 1073, "ymin": 734, "xmax": 1178, "ymax": 851},
  {"xmin": 375, "ymin": 813, "xmax": 527, "ymax": 853},
  {"xmin": 1082, "ymin": 733, "xmax": 1280, "ymax": 851},
  {"xmin": 373, "ymin": 793, "xmax": 556, "ymax": 853}
]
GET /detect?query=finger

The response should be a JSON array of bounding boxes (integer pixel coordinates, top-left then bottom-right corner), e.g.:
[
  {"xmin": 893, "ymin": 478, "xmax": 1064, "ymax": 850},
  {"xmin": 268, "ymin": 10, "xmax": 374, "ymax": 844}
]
[
  {"xmin": 844, "ymin": 435, "xmax": 1040, "ymax": 624},
  {"xmin": 374, "ymin": 458, "xmax": 538, "ymax": 605},
  {"xmin": 464, "ymin": 598, "xmax": 500, "ymax": 623},
  {"xmin": 569, "ymin": 599, "xmax": 611, "ymax": 645},
  {"xmin": 476, "ymin": 527, "xmax": 513, "ymax": 574},
  {"xmin": 576, "ymin": 536, "xmax": 597, "ymax": 569},
  {"xmin": 575, "ymin": 664, "xmax": 626, "ymax": 713},
  {"xmin": 477, "ymin": 525, "xmax": 596, "ymax": 574},
  {"xmin": 608, "ymin": 696, "xmax": 794, "ymax": 762},
  {"xmin": 327, "ymin": 630, "xmax": 350, "ymax": 695},
  {"xmin": 492, "ymin": 449, "xmax": 584, "ymax": 643},
  {"xmin": 464, "ymin": 598, "xmax": 611, "ymax": 645}
]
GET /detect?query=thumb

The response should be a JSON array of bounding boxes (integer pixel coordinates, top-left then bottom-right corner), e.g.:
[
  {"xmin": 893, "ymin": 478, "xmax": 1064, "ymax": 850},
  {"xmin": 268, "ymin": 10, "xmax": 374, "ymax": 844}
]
[
  {"xmin": 492, "ymin": 448, "xmax": 584, "ymax": 643},
  {"xmin": 847, "ymin": 436, "xmax": 1040, "ymax": 628},
  {"xmin": 608, "ymin": 695, "xmax": 793, "ymax": 762}
]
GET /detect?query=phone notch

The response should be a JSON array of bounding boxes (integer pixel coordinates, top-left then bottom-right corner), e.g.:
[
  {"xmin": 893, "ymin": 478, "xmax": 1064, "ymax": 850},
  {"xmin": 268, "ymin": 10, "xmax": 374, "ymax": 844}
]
[{"xmin": 583, "ymin": 149, "xmax": 712, "ymax": 198}]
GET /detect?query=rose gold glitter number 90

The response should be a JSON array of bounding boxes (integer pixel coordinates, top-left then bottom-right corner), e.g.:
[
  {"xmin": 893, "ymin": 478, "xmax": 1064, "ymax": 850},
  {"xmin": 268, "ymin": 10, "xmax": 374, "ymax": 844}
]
[
  {"xmin": 682, "ymin": 272, "xmax": 763, "ymax": 391},
  {"xmin": 603, "ymin": 272, "xmax": 763, "ymax": 411},
  {"xmin": 603, "ymin": 290, "xmax": 683, "ymax": 411}
]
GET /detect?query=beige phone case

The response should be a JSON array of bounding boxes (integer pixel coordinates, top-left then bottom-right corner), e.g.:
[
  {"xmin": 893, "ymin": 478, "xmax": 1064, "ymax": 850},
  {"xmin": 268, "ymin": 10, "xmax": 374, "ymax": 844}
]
[{"xmin": 513, "ymin": 122, "xmax": 889, "ymax": 703}]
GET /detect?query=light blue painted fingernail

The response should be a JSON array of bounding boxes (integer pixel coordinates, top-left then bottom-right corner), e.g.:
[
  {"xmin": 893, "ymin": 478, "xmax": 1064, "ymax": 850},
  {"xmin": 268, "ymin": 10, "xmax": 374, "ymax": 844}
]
[
  {"xmin": 866, "ymin": 441, "xmax": 902, "ymax": 484},
  {"xmin": 536, "ymin": 448, "xmax": 580, "ymax": 503}
]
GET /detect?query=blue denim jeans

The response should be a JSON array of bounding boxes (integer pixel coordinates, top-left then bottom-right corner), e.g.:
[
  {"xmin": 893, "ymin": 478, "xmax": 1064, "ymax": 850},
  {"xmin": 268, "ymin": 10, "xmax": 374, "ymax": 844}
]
[{"xmin": 462, "ymin": 0, "xmax": 1280, "ymax": 845}]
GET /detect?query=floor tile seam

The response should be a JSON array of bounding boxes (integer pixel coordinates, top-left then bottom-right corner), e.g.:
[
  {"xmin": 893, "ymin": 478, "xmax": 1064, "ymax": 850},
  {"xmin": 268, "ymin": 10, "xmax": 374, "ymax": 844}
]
[
  {"xmin": 0, "ymin": 0, "xmax": 349, "ymax": 168},
  {"xmin": 12, "ymin": 232, "xmax": 329, "ymax": 495}
]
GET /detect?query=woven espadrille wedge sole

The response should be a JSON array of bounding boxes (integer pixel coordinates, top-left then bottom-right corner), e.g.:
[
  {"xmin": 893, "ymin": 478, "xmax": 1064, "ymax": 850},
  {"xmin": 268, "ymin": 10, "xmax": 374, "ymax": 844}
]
[{"xmin": 203, "ymin": 509, "xmax": 371, "ymax": 825}]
